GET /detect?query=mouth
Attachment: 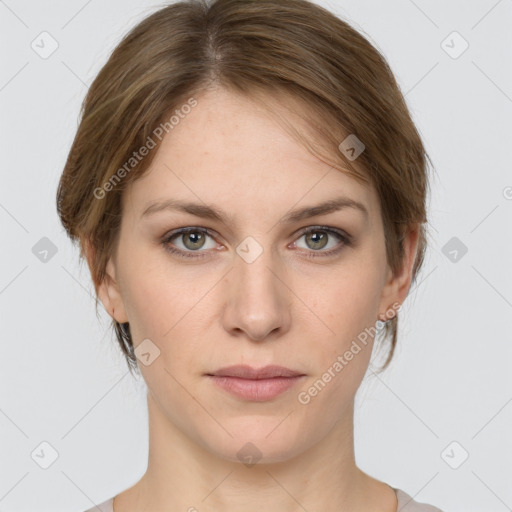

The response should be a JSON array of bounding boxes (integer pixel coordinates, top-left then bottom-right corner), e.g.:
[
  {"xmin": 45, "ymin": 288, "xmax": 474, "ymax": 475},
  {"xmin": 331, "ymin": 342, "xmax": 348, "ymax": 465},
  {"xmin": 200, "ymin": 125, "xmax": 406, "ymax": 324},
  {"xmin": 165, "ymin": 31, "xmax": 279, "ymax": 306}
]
[{"xmin": 205, "ymin": 365, "xmax": 306, "ymax": 402}]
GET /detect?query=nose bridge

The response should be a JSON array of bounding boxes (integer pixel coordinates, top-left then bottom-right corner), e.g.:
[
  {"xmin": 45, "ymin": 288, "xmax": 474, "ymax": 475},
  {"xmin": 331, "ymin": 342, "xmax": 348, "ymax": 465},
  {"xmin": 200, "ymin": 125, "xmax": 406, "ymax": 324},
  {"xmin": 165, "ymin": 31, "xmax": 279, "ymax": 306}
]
[
  {"xmin": 222, "ymin": 236, "xmax": 291, "ymax": 340},
  {"xmin": 236, "ymin": 240, "xmax": 281, "ymax": 295}
]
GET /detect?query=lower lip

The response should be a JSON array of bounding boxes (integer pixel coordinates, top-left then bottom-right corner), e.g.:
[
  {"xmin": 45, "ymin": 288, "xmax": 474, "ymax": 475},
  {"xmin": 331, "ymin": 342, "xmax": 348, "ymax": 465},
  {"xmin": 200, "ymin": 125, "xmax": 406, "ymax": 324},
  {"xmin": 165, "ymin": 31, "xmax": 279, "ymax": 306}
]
[{"xmin": 208, "ymin": 375, "xmax": 305, "ymax": 401}]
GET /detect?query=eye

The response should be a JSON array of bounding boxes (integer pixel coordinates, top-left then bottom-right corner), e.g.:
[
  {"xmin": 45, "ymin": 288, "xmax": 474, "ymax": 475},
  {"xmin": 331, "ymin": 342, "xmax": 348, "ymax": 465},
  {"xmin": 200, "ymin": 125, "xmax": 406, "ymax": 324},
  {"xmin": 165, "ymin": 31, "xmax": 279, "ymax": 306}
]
[
  {"xmin": 292, "ymin": 226, "xmax": 352, "ymax": 258},
  {"xmin": 162, "ymin": 227, "xmax": 218, "ymax": 259}
]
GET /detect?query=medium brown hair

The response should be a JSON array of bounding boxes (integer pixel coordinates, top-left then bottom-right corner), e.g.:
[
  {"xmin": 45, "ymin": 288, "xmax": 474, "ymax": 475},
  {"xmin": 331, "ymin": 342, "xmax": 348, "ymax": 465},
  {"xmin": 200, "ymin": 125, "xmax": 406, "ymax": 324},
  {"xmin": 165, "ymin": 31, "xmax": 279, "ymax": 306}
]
[{"xmin": 56, "ymin": 0, "xmax": 433, "ymax": 375}]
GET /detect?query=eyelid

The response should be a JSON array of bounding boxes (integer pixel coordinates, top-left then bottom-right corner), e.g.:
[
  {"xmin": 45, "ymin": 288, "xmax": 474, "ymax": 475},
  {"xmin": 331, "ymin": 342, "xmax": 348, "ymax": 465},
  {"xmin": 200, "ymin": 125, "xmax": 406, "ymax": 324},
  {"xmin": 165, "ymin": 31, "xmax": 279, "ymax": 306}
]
[{"xmin": 294, "ymin": 225, "xmax": 353, "ymax": 244}]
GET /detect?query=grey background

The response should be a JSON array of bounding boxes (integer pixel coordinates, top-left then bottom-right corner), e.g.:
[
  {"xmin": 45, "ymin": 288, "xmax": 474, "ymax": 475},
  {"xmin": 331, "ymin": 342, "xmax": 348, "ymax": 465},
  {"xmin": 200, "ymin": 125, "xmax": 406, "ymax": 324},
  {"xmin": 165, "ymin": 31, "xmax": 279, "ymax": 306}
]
[{"xmin": 1, "ymin": 0, "xmax": 511, "ymax": 511}]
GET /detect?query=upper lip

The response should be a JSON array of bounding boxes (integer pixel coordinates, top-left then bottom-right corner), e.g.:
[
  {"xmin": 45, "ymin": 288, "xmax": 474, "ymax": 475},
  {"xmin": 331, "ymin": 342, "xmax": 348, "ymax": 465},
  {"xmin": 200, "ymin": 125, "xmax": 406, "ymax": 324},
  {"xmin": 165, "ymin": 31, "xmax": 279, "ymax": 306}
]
[{"xmin": 207, "ymin": 365, "xmax": 304, "ymax": 379}]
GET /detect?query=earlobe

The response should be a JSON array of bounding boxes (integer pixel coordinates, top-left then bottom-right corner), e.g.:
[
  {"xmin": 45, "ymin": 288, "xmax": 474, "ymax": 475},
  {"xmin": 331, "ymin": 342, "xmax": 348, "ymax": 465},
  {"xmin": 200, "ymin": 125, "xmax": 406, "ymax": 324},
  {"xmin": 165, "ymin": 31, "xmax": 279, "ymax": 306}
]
[{"xmin": 83, "ymin": 238, "xmax": 129, "ymax": 324}]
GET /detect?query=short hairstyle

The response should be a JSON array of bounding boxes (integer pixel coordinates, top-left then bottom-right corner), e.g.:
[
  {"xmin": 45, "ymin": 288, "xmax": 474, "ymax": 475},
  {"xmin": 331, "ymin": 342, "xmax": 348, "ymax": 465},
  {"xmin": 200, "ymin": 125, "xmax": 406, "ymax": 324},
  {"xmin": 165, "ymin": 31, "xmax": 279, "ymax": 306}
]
[{"xmin": 56, "ymin": 0, "xmax": 433, "ymax": 375}]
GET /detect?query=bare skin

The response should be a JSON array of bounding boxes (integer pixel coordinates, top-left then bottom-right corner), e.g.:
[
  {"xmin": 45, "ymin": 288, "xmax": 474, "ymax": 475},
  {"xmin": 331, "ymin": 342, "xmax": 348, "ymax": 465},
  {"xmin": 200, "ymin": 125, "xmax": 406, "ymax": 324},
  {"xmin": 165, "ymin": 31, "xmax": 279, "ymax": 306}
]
[{"xmin": 87, "ymin": 85, "xmax": 419, "ymax": 512}]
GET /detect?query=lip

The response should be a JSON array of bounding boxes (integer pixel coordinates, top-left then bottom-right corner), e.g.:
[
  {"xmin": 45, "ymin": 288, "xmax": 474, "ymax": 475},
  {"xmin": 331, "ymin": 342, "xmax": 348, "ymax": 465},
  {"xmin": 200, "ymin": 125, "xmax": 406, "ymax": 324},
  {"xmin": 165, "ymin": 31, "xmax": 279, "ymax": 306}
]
[
  {"xmin": 206, "ymin": 365, "xmax": 306, "ymax": 402},
  {"xmin": 208, "ymin": 364, "xmax": 304, "ymax": 379}
]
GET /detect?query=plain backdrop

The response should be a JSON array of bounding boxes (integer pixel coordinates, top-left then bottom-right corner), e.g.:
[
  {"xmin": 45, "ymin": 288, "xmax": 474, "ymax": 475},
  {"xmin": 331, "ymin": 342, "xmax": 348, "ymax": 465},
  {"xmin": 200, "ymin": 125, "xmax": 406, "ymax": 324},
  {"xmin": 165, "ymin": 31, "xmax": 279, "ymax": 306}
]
[{"xmin": 1, "ymin": 1, "xmax": 511, "ymax": 511}]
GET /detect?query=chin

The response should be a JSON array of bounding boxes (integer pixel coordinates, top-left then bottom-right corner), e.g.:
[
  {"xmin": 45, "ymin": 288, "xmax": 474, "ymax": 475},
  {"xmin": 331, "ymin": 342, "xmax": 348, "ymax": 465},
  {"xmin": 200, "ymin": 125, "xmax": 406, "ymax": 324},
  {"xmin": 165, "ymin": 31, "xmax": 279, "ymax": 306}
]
[{"xmin": 197, "ymin": 422, "xmax": 307, "ymax": 466}]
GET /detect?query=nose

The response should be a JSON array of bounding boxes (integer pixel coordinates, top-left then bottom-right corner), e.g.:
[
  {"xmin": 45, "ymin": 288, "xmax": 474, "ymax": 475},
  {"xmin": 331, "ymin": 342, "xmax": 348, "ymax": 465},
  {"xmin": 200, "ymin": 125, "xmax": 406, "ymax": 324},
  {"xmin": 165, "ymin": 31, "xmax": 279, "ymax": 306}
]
[{"xmin": 221, "ymin": 244, "xmax": 292, "ymax": 342}]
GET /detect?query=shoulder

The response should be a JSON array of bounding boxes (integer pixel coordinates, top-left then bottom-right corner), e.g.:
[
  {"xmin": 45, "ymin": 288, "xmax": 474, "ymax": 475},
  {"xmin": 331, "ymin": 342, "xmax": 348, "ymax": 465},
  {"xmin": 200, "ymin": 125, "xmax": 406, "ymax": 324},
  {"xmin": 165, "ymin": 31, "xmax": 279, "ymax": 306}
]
[
  {"xmin": 83, "ymin": 497, "xmax": 114, "ymax": 512},
  {"xmin": 394, "ymin": 488, "xmax": 444, "ymax": 511}
]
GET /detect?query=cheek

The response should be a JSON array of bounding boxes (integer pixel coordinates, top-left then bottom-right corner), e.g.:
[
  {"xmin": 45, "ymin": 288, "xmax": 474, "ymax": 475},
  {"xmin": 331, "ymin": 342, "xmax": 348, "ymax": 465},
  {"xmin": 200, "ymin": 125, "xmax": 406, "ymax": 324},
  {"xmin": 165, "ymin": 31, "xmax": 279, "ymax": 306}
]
[
  {"xmin": 296, "ymin": 264, "xmax": 383, "ymax": 413},
  {"xmin": 117, "ymin": 249, "xmax": 214, "ymax": 358},
  {"xmin": 115, "ymin": 245, "xmax": 177, "ymax": 340},
  {"xmin": 310, "ymin": 262, "xmax": 384, "ymax": 348}
]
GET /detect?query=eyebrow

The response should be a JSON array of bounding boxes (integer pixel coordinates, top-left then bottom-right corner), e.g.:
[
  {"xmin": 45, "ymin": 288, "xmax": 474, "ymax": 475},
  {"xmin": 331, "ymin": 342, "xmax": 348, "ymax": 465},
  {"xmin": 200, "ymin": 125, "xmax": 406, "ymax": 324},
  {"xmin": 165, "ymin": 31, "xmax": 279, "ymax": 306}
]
[{"xmin": 141, "ymin": 196, "xmax": 369, "ymax": 224}]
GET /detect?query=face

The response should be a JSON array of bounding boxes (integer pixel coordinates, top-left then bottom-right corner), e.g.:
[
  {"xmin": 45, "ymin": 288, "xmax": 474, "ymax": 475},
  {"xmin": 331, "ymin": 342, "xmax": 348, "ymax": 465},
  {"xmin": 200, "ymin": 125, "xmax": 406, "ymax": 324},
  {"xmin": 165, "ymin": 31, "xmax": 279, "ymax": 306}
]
[{"xmin": 95, "ymin": 86, "xmax": 417, "ymax": 464}]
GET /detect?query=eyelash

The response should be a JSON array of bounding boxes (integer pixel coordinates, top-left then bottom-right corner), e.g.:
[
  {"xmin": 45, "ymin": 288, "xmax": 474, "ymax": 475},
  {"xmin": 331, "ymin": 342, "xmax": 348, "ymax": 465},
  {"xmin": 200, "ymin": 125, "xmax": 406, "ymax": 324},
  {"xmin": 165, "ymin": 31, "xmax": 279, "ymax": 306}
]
[{"xmin": 161, "ymin": 226, "xmax": 352, "ymax": 260}]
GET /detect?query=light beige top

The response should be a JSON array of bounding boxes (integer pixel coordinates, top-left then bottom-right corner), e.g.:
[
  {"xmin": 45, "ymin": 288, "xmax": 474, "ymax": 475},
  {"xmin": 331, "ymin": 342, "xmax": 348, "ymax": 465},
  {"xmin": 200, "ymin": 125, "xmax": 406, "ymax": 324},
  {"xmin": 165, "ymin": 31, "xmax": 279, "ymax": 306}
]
[{"xmin": 84, "ymin": 487, "xmax": 444, "ymax": 511}]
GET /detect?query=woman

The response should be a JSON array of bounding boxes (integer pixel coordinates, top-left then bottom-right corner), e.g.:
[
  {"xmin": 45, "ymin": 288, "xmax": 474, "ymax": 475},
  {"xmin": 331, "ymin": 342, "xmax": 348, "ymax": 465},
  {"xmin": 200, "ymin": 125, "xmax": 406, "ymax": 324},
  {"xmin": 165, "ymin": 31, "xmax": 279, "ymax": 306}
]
[{"xmin": 57, "ymin": 0, "xmax": 443, "ymax": 510}]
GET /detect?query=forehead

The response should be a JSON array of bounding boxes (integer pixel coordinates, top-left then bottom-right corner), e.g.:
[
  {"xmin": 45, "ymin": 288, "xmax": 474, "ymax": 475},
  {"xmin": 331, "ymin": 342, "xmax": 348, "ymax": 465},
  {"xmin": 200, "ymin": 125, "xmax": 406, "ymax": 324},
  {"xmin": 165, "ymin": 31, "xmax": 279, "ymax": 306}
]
[{"xmin": 124, "ymin": 87, "xmax": 380, "ymax": 225}]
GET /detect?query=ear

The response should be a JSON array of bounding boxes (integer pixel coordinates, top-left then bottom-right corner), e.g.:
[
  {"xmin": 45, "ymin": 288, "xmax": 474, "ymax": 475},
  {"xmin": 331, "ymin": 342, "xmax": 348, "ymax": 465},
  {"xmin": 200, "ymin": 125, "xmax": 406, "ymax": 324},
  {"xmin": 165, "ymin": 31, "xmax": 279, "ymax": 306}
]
[
  {"xmin": 83, "ymin": 238, "xmax": 129, "ymax": 324},
  {"xmin": 377, "ymin": 225, "xmax": 420, "ymax": 321}
]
